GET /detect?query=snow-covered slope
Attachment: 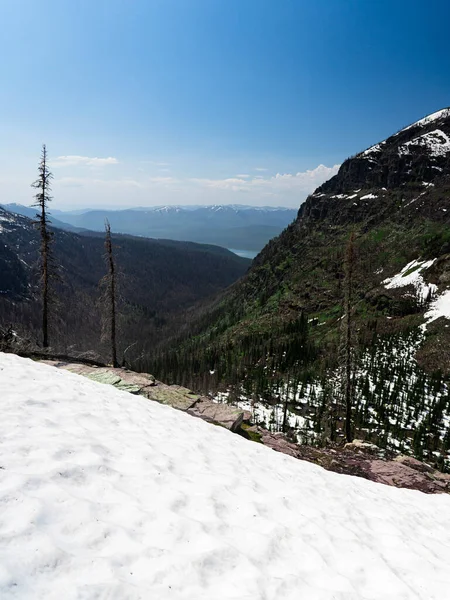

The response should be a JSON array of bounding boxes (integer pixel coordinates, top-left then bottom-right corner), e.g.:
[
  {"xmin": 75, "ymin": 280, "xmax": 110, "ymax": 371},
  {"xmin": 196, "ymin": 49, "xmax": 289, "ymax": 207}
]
[{"xmin": 0, "ymin": 353, "xmax": 449, "ymax": 600}]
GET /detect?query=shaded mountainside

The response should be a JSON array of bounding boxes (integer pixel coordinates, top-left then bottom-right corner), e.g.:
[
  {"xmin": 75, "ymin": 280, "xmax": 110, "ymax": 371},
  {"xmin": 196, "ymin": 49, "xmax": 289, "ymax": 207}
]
[
  {"xmin": 0, "ymin": 208, "xmax": 250, "ymax": 359},
  {"xmin": 148, "ymin": 108, "xmax": 450, "ymax": 469}
]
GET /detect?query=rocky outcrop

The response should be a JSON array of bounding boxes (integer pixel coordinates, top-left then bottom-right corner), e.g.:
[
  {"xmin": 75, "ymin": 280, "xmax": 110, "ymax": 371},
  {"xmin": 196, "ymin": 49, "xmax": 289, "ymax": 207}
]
[
  {"xmin": 40, "ymin": 360, "xmax": 244, "ymax": 431},
  {"xmin": 254, "ymin": 428, "xmax": 450, "ymax": 494},
  {"xmin": 39, "ymin": 360, "xmax": 450, "ymax": 494},
  {"xmin": 188, "ymin": 398, "xmax": 244, "ymax": 432}
]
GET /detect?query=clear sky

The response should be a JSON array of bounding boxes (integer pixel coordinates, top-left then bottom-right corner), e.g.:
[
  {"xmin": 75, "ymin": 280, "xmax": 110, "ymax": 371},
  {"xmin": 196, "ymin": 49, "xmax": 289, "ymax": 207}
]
[{"xmin": 1, "ymin": 0, "xmax": 450, "ymax": 209}]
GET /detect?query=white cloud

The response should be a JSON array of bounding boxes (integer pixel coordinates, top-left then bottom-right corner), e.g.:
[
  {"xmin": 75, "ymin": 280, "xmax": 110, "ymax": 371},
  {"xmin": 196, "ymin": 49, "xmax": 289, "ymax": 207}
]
[
  {"xmin": 43, "ymin": 163, "xmax": 340, "ymax": 209},
  {"xmin": 189, "ymin": 164, "xmax": 340, "ymax": 197},
  {"xmin": 254, "ymin": 167, "xmax": 267, "ymax": 172},
  {"xmin": 52, "ymin": 155, "xmax": 119, "ymax": 168},
  {"xmin": 140, "ymin": 160, "xmax": 171, "ymax": 167},
  {"xmin": 148, "ymin": 176, "xmax": 178, "ymax": 184},
  {"xmin": 57, "ymin": 176, "xmax": 141, "ymax": 188},
  {"xmin": 236, "ymin": 173, "xmax": 250, "ymax": 178}
]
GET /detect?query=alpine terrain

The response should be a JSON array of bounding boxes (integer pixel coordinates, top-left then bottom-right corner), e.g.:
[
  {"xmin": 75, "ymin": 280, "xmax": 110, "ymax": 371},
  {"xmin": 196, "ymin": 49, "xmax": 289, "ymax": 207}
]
[{"xmin": 149, "ymin": 109, "xmax": 450, "ymax": 471}]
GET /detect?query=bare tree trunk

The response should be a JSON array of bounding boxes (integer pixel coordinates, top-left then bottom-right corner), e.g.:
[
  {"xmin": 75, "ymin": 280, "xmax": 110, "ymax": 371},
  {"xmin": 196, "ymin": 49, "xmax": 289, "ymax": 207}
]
[
  {"xmin": 104, "ymin": 220, "xmax": 118, "ymax": 367},
  {"xmin": 282, "ymin": 377, "xmax": 290, "ymax": 433},
  {"xmin": 343, "ymin": 232, "xmax": 355, "ymax": 443},
  {"xmin": 32, "ymin": 144, "xmax": 53, "ymax": 348}
]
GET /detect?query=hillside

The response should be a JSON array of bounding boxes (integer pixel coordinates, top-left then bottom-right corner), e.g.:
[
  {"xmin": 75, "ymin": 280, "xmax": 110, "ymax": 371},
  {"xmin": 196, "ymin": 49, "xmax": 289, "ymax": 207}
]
[
  {"xmin": 0, "ymin": 208, "xmax": 250, "ymax": 360},
  {"xmin": 150, "ymin": 109, "xmax": 450, "ymax": 468},
  {"xmin": 0, "ymin": 204, "xmax": 297, "ymax": 253},
  {"xmin": 1, "ymin": 352, "xmax": 449, "ymax": 599},
  {"xmin": 0, "ymin": 203, "xmax": 87, "ymax": 233}
]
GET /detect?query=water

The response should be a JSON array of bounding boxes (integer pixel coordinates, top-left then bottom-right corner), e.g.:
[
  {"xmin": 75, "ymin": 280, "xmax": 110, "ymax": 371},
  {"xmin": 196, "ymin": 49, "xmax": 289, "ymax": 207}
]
[{"xmin": 228, "ymin": 248, "xmax": 258, "ymax": 259}]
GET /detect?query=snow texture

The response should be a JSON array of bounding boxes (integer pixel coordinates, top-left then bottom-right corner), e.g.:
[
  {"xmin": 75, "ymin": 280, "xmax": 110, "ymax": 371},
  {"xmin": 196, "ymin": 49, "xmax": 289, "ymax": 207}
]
[
  {"xmin": 398, "ymin": 129, "xmax": 450, "ymax": 157},
  {"xmin": 423, "ymin": 289, "xmax": 450, "ymax": 328},
  {"xmin": 359, "ymin": 108, "xmax": 450, "ymax": 157},
  {"xmin": 361, "ymin": 142, "xmax": 384, "ymax": 156},
  {"xmin": 1, "ymin": 353, "xmax": 450, "ymax": 600},
  {"xmin": 400, "ymin": 108, "xmax": 450, "ymax": 133}
]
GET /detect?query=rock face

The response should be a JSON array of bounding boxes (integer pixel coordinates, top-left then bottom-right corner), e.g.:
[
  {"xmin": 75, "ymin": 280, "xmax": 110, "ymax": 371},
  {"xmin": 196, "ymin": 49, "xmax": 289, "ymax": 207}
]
[
  {"xmin": 188, "ymin": 398, "xmax": 244, "ymax": 432},
  {"xmin": 40, "ymin": 360, "xmax": 244, "ymax": 432},
  {"xmin": 256, "ymin": 429, "xmax": 450, "ymax": 494}
]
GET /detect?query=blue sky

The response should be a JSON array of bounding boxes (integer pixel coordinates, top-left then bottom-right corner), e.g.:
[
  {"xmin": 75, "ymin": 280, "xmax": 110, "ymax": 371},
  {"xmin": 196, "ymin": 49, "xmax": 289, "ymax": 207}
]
[{"xmin": 1, "ymin": 0, "xmax": 450, "ymax": 209}]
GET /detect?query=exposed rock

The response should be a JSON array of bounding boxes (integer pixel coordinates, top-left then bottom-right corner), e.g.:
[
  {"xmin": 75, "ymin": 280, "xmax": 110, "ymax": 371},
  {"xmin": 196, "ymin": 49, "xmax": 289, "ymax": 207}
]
[
  {"xmin": 256, "ymin": 426, "xmax": 449, "ymax": 494},
  {"xmin": 343, "ymin": 439, "xmax": 380, "ymax": 455},
  {"xmin": 39, "ymin": 360, "xmax": 242, "ymax": 430},
  {"xmin": 146, "ymin": 386, "xmax": 199, "ymax": 411},
  {"xmin": 87, "ymin": 371, "xmax": 122, "ymax": 386},
  {"xmin": 393, "ymin": 454, "xmax": 435, "ymax": 473},
  {"xmin": 38, "ymin": 359, "xmax": 449, "ymax": 494},
  {"xmin": 188, "ymin": 398, "xmax": 244, "ymax": 432}
]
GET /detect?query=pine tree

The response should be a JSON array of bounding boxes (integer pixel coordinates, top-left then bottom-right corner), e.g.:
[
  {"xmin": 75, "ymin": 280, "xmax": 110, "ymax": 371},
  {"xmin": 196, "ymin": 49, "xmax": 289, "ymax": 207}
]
[
  {"xmin": 102, "ymin": 219, "xmax": 118, "ymax": 367},
  {"xmin": 31, "ymin": 144, "xmax": 54, "ymax": 348}
]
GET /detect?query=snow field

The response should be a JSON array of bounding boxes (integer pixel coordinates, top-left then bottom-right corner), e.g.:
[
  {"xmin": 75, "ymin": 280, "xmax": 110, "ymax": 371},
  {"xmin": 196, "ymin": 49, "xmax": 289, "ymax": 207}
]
[{"xmin": 1, "ymin": 353, "xmax": 450, "ymax": 600}]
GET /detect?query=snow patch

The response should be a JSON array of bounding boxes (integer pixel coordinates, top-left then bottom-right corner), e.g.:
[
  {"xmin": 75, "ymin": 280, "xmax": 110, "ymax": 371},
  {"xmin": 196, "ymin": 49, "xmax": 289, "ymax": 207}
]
[
  {"xmin": 401, "ymin": 108, "xmax": 450, "ymax": 133},
  {"xmin": 383, "ymin": 258, "xmax": 437, "ymax": 302},
  {"xmin": 360, "ymin": 142, "xmax": 384, "ymax": 156},
  {"xmin": 399, "ymin": 129, "xmax": 450, "ymax": 157},
  {"xmin": 422, "ymin": 289, "xmax": 450, "ymax": 330}
]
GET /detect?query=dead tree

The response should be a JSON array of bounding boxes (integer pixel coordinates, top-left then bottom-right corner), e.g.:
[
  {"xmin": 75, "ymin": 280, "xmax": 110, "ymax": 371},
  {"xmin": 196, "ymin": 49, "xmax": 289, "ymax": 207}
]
[
  {"xmin": 342, "ymin": 231, "xmax": 356, "ymax": 443},
  {"xmin": 32, "ymin": 144, "xmax": 54, "ymax": 348},
  {"xmin": 102, "ymin": 220, "xmax": 118, "ymax": 367}
]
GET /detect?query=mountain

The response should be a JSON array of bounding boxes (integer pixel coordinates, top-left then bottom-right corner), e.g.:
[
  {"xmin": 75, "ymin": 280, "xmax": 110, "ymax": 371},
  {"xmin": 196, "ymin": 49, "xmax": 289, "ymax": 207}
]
[
  {"xmin": 1, "ymin": 204, "xmax": 297, "ymax": 253},
  {"xmin": 1, "ymin": 352, "xmax": 449, "ymax": 599},
  {"xmin": 0, "ymin": 207, "xmax": 250, "ymax": 360},
  {"xmin": 0, "ymin": 203, "xmax": 87, "ymax": 233},
  {"xmin": 150, "ymin": 108, "xmax": 450, "ymax": 469}
]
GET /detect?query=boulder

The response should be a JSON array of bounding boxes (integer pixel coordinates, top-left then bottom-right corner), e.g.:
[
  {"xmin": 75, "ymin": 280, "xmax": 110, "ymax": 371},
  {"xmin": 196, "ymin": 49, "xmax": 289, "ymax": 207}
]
[
  {"xmin": 343, "ymin": 439, "xmax": 379, "ymax": 454},
  {"xmin": 188, "ymin": 398, "xmax": 244, "ymax": 432}
]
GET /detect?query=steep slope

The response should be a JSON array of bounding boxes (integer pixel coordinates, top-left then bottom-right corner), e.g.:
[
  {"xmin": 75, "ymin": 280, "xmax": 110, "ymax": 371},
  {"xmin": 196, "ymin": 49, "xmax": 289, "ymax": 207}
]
[
  {"xmin": 1, "ymin": 353, "xmax": 449, "ymax": 600},
  {"xmin": 0, "ymin": 203, "xmax": 87, "ymax": 233},
  {"xmin": 151, "ymin": 109, "xmax": 450, "ymax": 467},
  {"xmin": 0, "ymin": 208, "xmax": 250, "ymax": 359}
]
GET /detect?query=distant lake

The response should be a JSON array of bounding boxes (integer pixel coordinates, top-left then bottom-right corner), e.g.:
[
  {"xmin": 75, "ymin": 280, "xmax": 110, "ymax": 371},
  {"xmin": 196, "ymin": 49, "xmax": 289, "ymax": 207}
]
[{"xmin": 228, "ymin": 249, "xmax": 258, "ymax": 259}]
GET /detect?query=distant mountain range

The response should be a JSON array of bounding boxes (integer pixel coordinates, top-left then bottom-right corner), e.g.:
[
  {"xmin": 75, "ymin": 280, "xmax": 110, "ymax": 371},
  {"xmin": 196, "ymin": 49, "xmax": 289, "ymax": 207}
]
[{"xmin": 0, "ymin": 204, "xmax": 297, "ymax": 253}]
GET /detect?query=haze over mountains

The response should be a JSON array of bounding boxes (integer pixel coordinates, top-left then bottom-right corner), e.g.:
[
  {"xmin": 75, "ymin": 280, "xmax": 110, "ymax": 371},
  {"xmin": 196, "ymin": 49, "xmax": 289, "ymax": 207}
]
[{"xmin": 0, "ymin": 204, "xmax": 297, "ymax": 254}]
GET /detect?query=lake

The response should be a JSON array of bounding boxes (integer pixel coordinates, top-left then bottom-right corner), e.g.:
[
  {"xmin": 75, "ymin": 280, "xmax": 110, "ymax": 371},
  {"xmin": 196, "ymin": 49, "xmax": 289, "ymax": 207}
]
[{"xmin": 228, "ymin": 248, "xmax": 258, "ymax": 259}]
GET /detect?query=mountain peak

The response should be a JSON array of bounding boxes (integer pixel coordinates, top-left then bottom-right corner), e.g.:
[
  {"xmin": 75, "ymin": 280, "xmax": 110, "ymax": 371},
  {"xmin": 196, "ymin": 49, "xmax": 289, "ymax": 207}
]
[{"xmin": 305, "ymin": 108, "xmax": 450, "ymax": 217}]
